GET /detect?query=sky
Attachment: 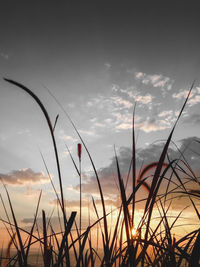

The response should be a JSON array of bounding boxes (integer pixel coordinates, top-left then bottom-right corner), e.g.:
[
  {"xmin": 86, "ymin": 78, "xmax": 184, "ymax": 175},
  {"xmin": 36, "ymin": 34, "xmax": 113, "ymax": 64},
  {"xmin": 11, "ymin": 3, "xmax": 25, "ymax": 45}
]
[{"xmin": 0, "ymin": 1, "xmax": 200, "ymax": 241}]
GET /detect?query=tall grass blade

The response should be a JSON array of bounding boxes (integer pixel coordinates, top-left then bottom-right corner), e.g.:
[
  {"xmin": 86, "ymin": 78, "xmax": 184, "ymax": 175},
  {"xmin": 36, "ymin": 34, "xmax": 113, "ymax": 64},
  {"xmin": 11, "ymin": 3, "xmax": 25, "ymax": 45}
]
[
  {"xmin": 4, "ymin": 78, "xmax": 66, "ymax": 217},
  {"xmin": 132, "ymin": 103, "xmax": 136, "ymax": 229}
]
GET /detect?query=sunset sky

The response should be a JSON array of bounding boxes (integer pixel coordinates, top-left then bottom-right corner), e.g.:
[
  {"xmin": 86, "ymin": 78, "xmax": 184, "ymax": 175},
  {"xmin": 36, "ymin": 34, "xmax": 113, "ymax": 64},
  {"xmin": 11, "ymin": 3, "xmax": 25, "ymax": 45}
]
[{"xmin": 0, "ymin": 1, "xmax": 200, "ymax": 239}]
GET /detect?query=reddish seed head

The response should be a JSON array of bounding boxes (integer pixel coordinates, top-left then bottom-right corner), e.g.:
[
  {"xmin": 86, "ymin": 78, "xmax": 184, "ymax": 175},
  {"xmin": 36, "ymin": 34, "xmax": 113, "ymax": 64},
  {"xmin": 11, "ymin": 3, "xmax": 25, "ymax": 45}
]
[{"xmin": 77, "ymin": 143, "xmax": 82, "ymax": 159}]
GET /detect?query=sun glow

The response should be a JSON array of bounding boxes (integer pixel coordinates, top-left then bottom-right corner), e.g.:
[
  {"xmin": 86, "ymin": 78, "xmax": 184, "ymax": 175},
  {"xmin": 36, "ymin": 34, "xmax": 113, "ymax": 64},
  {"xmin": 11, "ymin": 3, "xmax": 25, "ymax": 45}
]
[{"xmin": 131, "ymin": 227, "xmax": 137, "ymax": 237}]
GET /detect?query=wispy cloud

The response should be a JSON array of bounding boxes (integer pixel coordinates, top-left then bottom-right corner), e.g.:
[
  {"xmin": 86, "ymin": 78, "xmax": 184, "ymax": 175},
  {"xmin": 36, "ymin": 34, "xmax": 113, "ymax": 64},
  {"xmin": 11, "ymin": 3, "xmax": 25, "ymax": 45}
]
[
  {"xmin": 79, "ymin": 129, "xmax": 96, "ymax": 137},
  {"xmin": 0, "ymin": 168, "xmax": 49, "ymax": 185},
  {"xmin": 136, "ymin": 118, "xmax": 171, "ymax": 133},
  {"xmin": 112, "ymin": 111, "xmax": 141, "ymax": 130},
  {"xmin": 81, "ymin": 80, "xmax": 173, "ymax": 133},
  {"xmin": 112, "ymin": 84, "xmax": 154, "ymax": 105},
  {"xmin": 188, "ymin": 95, "xmax": 200, "ymax": 106},
  {"xmin": 172, "ymin": 85, "xmax": 200, "ymax": 107},
  {"xmin": 104, "ymin": 62, "xmax": 112, "ymax": 70},
  {"xmin": 116, "ymin": 123, "xmax": 132, "ymax": 130},
  {"xmin": 158, "ymin": 110, "xmax": 173, "ymax": 117},
  {"xmin": 116, "ymin": 113, "xmax": 172, "ymax": 132},
  {"xmin": 76, "ymin": 70, "xmax": 191, "ymax": 135},
  {"xmin": 110, "ymin": 96, "xmax": 133, "ymax": 109},
  {"xmin": 172, "ymin": 90, "xmax": 192, "ymax": 99},
  {"xmin": 135, "ymin": 72, "xmax": 174, "ymax": 92},
  {"xmin": 58, "ymin": 130, "xmax": 78, "ymax": 143},
  {"xmin": 134, "ymin": 94, "xmax": 153, "ymax": 104}
]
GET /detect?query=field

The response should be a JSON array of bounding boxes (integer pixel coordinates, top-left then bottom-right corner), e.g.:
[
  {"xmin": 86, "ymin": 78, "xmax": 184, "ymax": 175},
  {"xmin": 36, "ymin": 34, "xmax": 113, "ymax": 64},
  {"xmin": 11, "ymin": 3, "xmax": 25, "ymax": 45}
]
[{"xmin": 0, "ymin": 79, "xmax": 200, "ymax": 267}]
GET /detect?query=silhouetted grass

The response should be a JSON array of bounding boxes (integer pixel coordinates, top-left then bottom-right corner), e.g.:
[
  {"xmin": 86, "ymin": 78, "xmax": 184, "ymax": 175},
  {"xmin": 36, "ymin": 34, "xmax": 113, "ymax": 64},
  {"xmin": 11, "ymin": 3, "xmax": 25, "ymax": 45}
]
[{"xmin": 0, "ymin": 78, "xmax": 199, "ymax": 266}]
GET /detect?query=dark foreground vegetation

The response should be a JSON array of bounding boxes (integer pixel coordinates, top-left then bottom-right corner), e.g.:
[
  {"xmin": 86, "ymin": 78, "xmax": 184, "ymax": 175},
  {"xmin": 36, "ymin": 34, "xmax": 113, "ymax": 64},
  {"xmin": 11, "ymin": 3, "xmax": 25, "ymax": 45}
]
[{"xmin": 0, "ymin": 79, "xmax": 200, "ymax": 266}]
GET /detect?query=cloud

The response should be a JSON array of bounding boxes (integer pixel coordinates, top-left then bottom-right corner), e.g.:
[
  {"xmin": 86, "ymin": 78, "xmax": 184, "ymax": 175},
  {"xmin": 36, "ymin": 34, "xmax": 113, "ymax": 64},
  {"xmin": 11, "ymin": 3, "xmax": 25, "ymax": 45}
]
[
  {"xmin": 83, "ymin": 82, "xmax": 155, "ymax": 135},
  {"xmin": 134, "ymin": 94, "xmax": 153, "ymax": 104},
  {"xmin": 86, "ymin": 96, "xmax": 103, "ymax": 108},
  {"xmin": 0, "ymin": 168, "xmax": 49, "ymax": 185},
  {"xmin": 114, "ymin": 115, "xmax": 168, "ymax": 132},
  {"xmin": 58, "ymin": 130, "xmax": 78, "ymax": 143},
  {"xmin": 84, "ymin": 86, "xmax": 172, "ymax": 133},
  {"xmin": 172, "ymin": 90, "xmax": 192, "ymax": 100},
  {"xmin": 135, "ymin": 72, "xmax": 143, "ymax": 79},
  {"xmin": 111, "ymin": 84, "xmax": 120, "ymax": 92},
  {"xmin": 104, "ymin": 62, "xmax": 111, "ymax": 70},
  {"xmin": 135, "ymin": 72, "xmax": 174, "ymax": 91},
  {"xmin": 116, "ymin": 123, "xmax": 132, "ymax": 130},
  {"xmin": 137, "ymin": 136, "xmax": 200, "ymax": 170},
  {"xmin": 158, "ymin": 110, "xmax": 173, "ymax": 118},
  {"xmin": 77, "ymin": 73, "xmax": 193, "ymax": 135},
  {"xmin": 188, "ymin": 95, "xmax": 200, "ymax": 106},
  {"xmin": 136, "ymin": 119, "xmax": 170, "ymax": 133},
  {"xmin": 157, "ymin": 110, "xmax": 177, "ymax": 125},
  {"xmin": 113, "ymin": 112, "xmax": 142, "ymax": 131},
  {"xmin": 79, "ymin": 129, "xmax": 96, "ymax": 137},
  {"xmin": 111, "ymin": 96, "xmax": 133, "ymax": 109},
  {"xmin": 112, "ymin": 85, "xmax": 154, "ymax": 105},
  {"xmin": 78, "ymin": 90, "xmax": 136, "ymax": 133},
  {"xmin": 172, "ymin": 86, "xmax": 200, "ymax": 106},
  {"xmin": 70, "ymin": 147, "xmax": 134, "ymax": 199},
  {"xmin": 71, "ymin": 137, "xmax": 200, "ymax": 204},
  {"xmin": 176, "ymin": 136, "xmax": 200, "ymax": 169},
  {"xmin": 116, "ymin": 115, "xmax": 173, "ymax": 133}
]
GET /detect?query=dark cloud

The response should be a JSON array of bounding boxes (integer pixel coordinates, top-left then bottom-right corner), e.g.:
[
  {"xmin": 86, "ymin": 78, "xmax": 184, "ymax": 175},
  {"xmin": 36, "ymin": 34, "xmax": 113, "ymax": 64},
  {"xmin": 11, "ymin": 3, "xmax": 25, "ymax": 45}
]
[
  {"xmin": 0, "ymin": 168, "xmax": 49, "ymax": 185},
  {"xmin": 72, "ymin": 137, "xmax": 200, "ymax": 199},
  {"xmin": 73, "ymin": 146, "xmax": 132, "ymax": 198},
  {"xmin": 176, "ymin": 136, "xmax": 200, "ymax": 170}
]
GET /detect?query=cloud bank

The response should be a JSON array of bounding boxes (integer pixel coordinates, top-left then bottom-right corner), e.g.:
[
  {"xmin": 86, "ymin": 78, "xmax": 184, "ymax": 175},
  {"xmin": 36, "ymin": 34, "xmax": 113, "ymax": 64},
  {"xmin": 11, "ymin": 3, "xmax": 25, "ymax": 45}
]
[
  {"xmin": 71, "ymin": 136, "xmax": 200, "ymax": 206},
  {"xmin": 0, "ymin": 168, "xmax": 49, "ymax": 185}
]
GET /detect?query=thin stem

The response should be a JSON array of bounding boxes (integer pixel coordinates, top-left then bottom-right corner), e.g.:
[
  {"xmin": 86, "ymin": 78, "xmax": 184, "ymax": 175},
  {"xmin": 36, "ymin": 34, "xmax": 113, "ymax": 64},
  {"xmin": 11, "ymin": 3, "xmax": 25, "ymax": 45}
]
[{"xmin": 79, "ymin": 158, "xmax": 82, "ymax": 235}]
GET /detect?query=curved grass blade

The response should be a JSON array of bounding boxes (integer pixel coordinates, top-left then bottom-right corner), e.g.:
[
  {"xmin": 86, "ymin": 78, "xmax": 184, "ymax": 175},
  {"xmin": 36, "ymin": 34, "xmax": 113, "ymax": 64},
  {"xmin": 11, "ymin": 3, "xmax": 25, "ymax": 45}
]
[{"xmin": 4, "ymin": 78, "xmax": 65, "ymax": 217}]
